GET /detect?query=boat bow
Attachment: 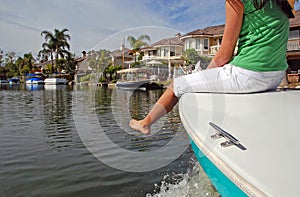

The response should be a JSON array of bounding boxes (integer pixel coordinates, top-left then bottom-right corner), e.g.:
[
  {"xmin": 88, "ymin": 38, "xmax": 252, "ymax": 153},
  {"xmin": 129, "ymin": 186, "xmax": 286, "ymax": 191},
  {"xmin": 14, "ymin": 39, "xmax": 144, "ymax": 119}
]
[{"xmin": 179, "ymin": 91, "xmax": 300, "ymax": 196}]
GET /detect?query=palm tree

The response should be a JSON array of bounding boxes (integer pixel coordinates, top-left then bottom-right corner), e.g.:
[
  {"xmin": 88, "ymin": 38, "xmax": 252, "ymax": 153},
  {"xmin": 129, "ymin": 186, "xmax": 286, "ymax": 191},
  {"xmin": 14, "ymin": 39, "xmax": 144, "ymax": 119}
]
[
  {"xmin": 39, "ymin": 43, "xmax": 53, "ymax": 64},
  {"xmin": 41, "ymin": 28, "xmax": 71, "ymax": 73},
  {"xmin": 53, "ymin": 28, "xmax": 71, "ymax": 60},
  {"xmin": 127, "ymin": 34, "xmax": 150, "ymax": 62},
  {"xmin": 16, "ymin": 53, "xmax": 35, "ymax": 75}
]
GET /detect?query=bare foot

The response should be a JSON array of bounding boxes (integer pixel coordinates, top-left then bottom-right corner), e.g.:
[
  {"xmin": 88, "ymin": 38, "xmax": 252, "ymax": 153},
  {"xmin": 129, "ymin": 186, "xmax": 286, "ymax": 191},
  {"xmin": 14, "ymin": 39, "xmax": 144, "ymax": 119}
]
[{"xmin": 129, "ymin": 119, "xmax": 151, "ymax": 135}]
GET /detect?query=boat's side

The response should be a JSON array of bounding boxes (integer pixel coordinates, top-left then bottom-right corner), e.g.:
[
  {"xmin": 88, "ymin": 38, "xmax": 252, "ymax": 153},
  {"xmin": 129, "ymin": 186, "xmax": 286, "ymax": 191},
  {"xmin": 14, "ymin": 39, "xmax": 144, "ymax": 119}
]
[
  {"xmin": 179, "ymin": 91, "xmax": 300, "ymax": 196},
  {"xmin": 116, "ymin": 80, "xmax": 150, "ymax": 89},
  {"xmin": 190, "ymin": 139, "xmax": 248, "ymax": 197},
  {"xmin": 9, "ymin": 78, "xmax": 20, "ymax": 84},
  {"xmin": 26, "ymin": 79, "xmax": 44, "ymax": 84},
  {"xmin": 44, "ymin": 78, "xmax": 67, "ymax": 85},
  {"xmin": 0, "ymin": 80, "xmax": 9, "ymax": 84}
]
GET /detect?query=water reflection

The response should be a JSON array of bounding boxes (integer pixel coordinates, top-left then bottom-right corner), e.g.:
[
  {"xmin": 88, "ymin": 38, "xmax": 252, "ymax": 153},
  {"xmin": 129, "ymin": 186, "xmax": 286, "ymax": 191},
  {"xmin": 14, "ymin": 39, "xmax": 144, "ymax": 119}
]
[
  {"xmin": 42, "ymin": 86, "xmax": 76, "ymax": 151},
  {"xmin": 26, "ymin": 84, "xmax": 44, "ymax": 91},
  {"xmin": 1, "ymin": 83, "xmax": 22, "ymax": 91},
  {"xmin": 44, "ymin": 84, "xmax": 68, "ymax": 91},
  {"xmin": 0, "ymin": 85, "xmax": 202, "ymax": 197},
  {"xmin": 95, "ymin": 87, "xmax": 186, "ymax": 152}
]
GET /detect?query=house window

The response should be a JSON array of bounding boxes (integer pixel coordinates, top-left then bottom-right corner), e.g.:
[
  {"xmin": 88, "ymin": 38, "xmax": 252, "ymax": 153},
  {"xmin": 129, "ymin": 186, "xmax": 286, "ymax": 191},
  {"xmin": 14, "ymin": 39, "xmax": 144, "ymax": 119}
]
[
  {"xmin": 185, "ymin": 41, "xmax": 190, "ymax": 50},
  {"xmin": 204, "ymin": 38, "xmax": 209, "ymax": 50},
  {"xmin": 149, "ymin": 50, "xmax": 157, "ymax": 56},
  {"xmin": 170, "ymin": 46, "xmax": 175, "ymax": 56},
  {"xmin": 163, "ymin": 47, "xmax": 169, "ymax": 57},
  {"xmin": 190, "ymin": 40, "xmax": 194, "ymax": 49},
  {"xmin": 157, "ymin": 48, "xmax": 161, "ymax": 56},
  {"xmin": 185, "ymin": 39, "xmax": 195, "ymax": 50},
  {"xmin": 289, "ymin": 30, "xmax": 300, "ymax": 39},
  {"xmin": 195, "ymin": 39, "xmax": 201, "ymax": 50}
]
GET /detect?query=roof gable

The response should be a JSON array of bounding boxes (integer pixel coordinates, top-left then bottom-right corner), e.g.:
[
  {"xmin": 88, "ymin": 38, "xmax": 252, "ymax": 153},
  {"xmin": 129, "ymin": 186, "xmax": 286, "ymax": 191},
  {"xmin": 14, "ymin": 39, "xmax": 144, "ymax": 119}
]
[
  {"xmin": 183, "ymin": 24, "xmax": 225, "ymax": 37},
  {"xmin": 150, "ymin": 36, "xmax": 183, "ymax": 47},
  {"xmin": 290, "ymin": 10, "xmax": 300, "ymax": 28}
]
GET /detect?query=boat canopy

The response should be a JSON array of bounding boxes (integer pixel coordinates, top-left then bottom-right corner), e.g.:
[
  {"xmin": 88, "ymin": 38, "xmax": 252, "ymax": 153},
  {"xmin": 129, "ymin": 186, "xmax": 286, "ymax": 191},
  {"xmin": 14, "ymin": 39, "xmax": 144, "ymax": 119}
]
[
  {"xmin": 117, "ymin": 68, "xmax": 147, "ymax": 74},
  {"xmin": 26, "ymin": 73, "xmax": 36, "ymax": 77}
]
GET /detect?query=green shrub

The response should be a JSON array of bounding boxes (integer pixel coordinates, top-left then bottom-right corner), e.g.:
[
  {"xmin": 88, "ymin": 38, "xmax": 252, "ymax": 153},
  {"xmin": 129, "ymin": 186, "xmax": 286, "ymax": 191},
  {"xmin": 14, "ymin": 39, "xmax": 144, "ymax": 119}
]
[{"xmin": 80, "ymin": 74, "xmax": 91, "ymax": 82}]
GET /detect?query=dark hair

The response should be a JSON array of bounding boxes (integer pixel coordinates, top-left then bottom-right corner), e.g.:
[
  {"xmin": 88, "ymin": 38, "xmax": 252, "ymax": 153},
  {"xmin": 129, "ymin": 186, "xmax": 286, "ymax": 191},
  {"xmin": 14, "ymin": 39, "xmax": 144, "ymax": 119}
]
[{"xmin": 253, "ymin": 0, "xmax": 295, "ymax": 18}]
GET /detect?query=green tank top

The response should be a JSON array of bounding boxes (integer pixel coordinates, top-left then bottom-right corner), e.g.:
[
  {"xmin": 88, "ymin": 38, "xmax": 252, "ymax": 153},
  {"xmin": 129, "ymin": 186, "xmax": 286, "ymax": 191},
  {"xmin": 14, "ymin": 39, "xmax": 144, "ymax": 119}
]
[{"xmin": 230, "ymin": 0, "xmax": 289, "ymax": 72}]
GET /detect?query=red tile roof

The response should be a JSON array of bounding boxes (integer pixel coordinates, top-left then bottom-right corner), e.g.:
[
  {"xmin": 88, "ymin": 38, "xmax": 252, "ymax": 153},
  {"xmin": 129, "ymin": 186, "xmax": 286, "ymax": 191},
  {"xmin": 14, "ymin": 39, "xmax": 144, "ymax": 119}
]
[
  {"xmin": 150, "ymin": 36, "xmax": 183, "ymax": 47},
  {"xmin": 290, "ymin": 10, "xmax": 300, "ymax": 28},
  {"xmin": 182, "ymin": 9, "xmax": 300, "ymax": 37},
  {"xmin": 182, "ymin": 24, "xmax": 225, "ymax": 38}
]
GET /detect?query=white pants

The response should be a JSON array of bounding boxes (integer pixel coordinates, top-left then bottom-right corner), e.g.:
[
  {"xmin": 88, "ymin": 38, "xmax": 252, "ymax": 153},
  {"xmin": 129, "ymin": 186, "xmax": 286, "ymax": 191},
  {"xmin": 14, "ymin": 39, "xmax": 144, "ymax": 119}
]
[{"xmin": 173, "ymin": 64, "xmax": 284, "ymax": 98}]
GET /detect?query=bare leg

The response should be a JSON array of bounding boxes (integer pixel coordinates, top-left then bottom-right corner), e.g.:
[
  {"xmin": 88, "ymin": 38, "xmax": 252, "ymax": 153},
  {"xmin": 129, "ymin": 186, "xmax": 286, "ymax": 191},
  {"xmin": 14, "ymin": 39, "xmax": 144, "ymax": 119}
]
[{"xmin": 129, "ymin": 83, "xmax": 178, "ymax": 134}]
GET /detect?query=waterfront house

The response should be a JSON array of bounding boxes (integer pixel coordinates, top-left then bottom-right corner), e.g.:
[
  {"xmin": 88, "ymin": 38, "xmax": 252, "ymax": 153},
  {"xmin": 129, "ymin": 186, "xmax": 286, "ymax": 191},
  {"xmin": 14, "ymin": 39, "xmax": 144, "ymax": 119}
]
[
  {"xmin": 285, "ymin": 9, "xmax": 300, "ymax": 84},
  {"xmin": 180, "ymin": 10, "xmax": 300, "ymax": 83},
  {"xmin": 111, "ymin": 48, "xmax": 134, "ymax": 69},
  {"xmin": 180, "ymin": 24, "xmax": 225, "ymax": 56},
  {"xmin": 287, "ymin": 10, "xmax": 300, "ymax": 70},
  {"xmin": 141, "ymin": 34, "xmax": 184, "ymax": 78}
]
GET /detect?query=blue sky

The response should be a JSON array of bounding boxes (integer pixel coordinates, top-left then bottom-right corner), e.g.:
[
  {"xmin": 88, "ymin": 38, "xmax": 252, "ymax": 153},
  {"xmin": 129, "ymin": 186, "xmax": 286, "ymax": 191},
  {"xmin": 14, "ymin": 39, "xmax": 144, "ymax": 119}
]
[{"xmin": 0, "ymin": 0, "xmax": 300, "ymax": 56}]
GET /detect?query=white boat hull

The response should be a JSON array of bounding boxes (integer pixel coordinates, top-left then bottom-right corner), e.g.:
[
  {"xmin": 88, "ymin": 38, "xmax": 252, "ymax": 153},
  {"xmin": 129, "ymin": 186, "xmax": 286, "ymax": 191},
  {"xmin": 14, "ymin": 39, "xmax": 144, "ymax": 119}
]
[
  {"xmin": 0, "ymin": 80, "xmax": 9, "ymax": 84},
  {"xmin": 179, "ymin": 90, "xmax": 300, "ymax": 196},
  {"xmin": 44, "ymin": 78, "xmax": 68, "ymax": 85},
  {"xmin": 116, "ymin": 80, "xmax": 150, "ymax": 90}
]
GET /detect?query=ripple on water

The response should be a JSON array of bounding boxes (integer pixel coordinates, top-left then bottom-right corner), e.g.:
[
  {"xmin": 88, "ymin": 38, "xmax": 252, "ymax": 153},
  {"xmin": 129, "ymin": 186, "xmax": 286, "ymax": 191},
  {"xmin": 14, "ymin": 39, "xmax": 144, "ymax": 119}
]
[
  {"xmin": 147, "ymin": 157, "xmax": 220, "ymax": 197},
  {"xmin": 0, "ymin": 87, "xmax": 219, "ymax": 196}
]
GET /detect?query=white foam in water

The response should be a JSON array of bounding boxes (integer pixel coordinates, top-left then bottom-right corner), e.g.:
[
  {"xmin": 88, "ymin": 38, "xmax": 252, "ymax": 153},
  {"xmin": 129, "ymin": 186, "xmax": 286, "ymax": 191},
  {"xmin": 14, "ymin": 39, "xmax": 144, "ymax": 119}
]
[{"xmin": 146, "ymin": 158, "xmax": 220, "ymax": 197}]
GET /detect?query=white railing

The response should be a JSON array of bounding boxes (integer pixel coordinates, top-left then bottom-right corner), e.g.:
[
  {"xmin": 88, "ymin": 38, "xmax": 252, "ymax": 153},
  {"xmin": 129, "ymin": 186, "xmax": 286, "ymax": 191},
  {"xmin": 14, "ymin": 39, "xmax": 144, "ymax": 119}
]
[
  {"xmin": 142, "ymin": 56, "xmax": 154, "ymax": 61},
  {"xmin": 210, "ymin": 45, "xmax": 220, "ymax": 55},
  {"xmin": 142, "ymin": 55, "xmax": 182, "ymax": 61},
  {"xmin": 287, "ymin": 39, "xmax": 300, "ymax": 51}
]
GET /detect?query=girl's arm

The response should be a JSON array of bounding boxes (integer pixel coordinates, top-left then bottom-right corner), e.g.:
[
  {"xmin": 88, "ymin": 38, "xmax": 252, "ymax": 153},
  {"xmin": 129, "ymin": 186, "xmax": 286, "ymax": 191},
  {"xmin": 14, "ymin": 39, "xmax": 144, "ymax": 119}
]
[{"xmin": 207, "ymin": 0, "xmax": 244, "ymax": 69}]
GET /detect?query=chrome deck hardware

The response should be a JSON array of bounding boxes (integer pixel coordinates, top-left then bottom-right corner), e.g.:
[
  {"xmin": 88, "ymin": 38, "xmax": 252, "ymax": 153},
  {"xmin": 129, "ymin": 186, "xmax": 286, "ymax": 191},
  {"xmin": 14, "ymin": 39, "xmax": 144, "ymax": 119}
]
[{"xmin": 210, "ymin": 122, "xmax": 247, "ymax": 151}]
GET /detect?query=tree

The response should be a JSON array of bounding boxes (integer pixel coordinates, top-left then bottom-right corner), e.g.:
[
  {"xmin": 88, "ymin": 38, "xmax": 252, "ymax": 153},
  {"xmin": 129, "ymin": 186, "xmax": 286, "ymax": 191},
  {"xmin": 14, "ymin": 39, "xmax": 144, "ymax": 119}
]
[
  {"xmin": 5, "ymin": 62, "xmax": 17, "ymax": 78},
  {"xmin": 88, "ymin": 49, "xmax": 112, "ymax": 73},
  {"xmin": 0, "ymin": 50, "xmax": 4, "ymax": 67},
  {"xmin": 41, "ymin": 28, "xmax": 71, "ymax": 73},
  {"xmin": 127, "ymin": 34, "xmax": 150, "ymax": 62},
  {"xmin": 4, "ymin": 51, "xmax": 16, "ymax": 65},
  {"xmin": 16, "ymin": 53, "xmax": 35, "ymax": 75},
  {"xmin": 5, "ymin": 53, "xmax": 35, "ymax": 77},
  {"xmin": 38, "ymin": 44, "xmax": 52, "ymax": 64},
  {"xmin": 3, "ymin": 51, "xmax": 17, "ymax": 77},
  {"xmin": 183, "ymin": 49, "xmax": 201, "ymax": 65},
  {"xmin": 103, "ymin": 65, "xmax": 122, "ymax": 82},
  {"xmin": 183, "ymin": 49, "xmax": 212, "ymax": 69},
  {"xmin": 55, "ymin": 53, "xmax": 76, "ymax": 73}
]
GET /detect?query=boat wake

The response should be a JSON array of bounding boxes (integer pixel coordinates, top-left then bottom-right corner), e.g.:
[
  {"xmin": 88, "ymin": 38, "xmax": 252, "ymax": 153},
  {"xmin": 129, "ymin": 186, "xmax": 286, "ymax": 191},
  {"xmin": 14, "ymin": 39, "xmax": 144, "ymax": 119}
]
[{"xmin": 146, "ymin": 157, "xmax": 220, "ymax": 197}]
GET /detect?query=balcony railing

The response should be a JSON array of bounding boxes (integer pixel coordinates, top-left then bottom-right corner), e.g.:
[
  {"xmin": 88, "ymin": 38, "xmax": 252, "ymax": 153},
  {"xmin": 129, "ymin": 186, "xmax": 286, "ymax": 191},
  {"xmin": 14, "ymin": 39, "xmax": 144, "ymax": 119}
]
[
  {"xmin": 287, "ymin": 39, "xmax": 300, "ymax": 51},
  {"xmin": 142, "ymin": 54, "xmax": 182, "ymax": 61},
  {"xmin": 210, "ymin": 45, "xmax": 221, "ymax": 55},
  {"xmin": 144, "ymin": 39, "xmax": 300, "ymax": 61}
]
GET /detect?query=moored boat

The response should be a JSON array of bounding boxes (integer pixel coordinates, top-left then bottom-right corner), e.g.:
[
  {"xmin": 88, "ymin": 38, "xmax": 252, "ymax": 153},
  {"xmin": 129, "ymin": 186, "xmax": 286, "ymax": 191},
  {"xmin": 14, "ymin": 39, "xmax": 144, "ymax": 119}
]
[
  {"xmin": 9, "ymin": 78, "xmax": 20, "ymax": 84},
  {"xmin": 44, "ymin": 78, "xmax": 68, "ymax": 85},
  {"xmin": 116, "ymin": 68, "xmax": 150, "ymax": 90},
  {"xmin": 116, "ymin": 79, "xmax": 151, "ymax": 90},
  {"xmin": 0, "ymin": 79, "xmax": 9, "ymax": 84},
  {"xmin": 179, "ymin": 90, "xmax": 300, "ymax": 196},
  {"xmin": 26, "ymin": 74, "xmax": 44, "ymax": 84}
]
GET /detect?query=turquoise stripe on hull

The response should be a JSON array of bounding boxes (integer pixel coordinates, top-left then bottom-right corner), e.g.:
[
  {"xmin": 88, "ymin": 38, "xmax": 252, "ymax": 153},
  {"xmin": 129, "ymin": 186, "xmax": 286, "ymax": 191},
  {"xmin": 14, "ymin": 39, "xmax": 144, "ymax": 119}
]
[{"xmin": 190, "ymin": 140, "xmax": 247, "ymax": 197}]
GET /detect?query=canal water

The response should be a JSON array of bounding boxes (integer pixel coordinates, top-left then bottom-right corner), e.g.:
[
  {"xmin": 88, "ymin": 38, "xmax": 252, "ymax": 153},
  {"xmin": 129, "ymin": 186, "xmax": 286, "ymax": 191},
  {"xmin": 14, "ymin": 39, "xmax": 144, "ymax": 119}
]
[{"xmin": 0, "ymin": 84, "xmax": 219, "ymax": 197}]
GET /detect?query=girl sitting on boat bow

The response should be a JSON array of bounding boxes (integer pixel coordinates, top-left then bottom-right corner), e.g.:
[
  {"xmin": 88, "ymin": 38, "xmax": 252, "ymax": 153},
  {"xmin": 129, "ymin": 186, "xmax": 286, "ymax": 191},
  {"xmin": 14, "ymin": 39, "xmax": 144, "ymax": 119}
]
[{"xmin": 130, "ymin": 0, "xmax": 295, "ymax": 135}]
